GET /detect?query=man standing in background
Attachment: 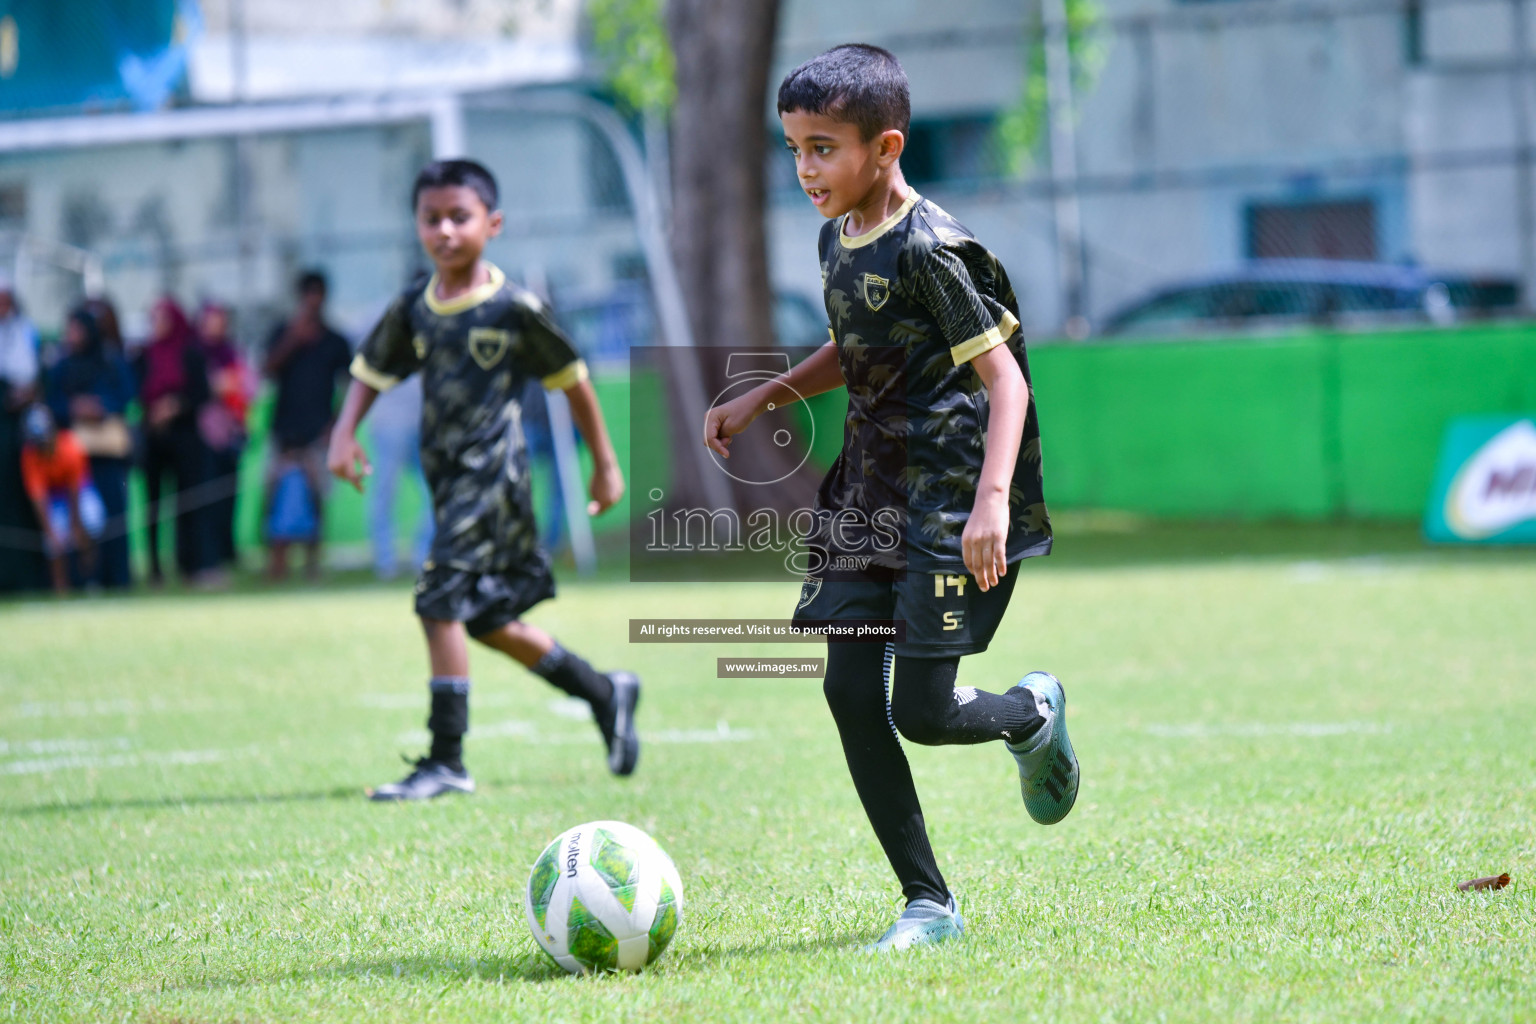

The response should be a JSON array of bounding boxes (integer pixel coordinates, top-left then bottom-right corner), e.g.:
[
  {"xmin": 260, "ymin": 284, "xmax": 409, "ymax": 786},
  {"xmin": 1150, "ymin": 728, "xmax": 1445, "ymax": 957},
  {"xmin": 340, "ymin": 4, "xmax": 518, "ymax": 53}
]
[
  {"xmin": 0, "ymin": 277, "xmax": 43, "ymax": 592},
  {"xmin": 263, "ymin": 270, "xmax": 352, "ymax": 581}
]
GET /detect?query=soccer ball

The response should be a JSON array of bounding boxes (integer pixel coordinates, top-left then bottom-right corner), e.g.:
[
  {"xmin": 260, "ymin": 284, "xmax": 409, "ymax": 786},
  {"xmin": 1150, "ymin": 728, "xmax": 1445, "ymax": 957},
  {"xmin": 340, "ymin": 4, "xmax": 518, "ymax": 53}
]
[{"xmin": 524, "ymin": 820, "xmax": 684, "ymax": 974}]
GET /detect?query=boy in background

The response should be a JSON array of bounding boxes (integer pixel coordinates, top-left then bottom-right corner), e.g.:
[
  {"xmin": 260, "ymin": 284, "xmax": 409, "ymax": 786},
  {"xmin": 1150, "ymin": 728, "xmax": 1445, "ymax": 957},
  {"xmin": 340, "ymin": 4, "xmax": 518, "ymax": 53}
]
[
  {"xmin": 329, "ymin": 159, "xmax": 639, "ymax": 800},
  {"xmin": 264, "ymin": 271, "xmax": 352, "ymax": 581},
  {"xmin": 705, "ymin": 45, "xmax": 1079, "ymax": 950},
  {"xmin": 20, "ymin": 405, "xmax": 104, "ymax": 594}
]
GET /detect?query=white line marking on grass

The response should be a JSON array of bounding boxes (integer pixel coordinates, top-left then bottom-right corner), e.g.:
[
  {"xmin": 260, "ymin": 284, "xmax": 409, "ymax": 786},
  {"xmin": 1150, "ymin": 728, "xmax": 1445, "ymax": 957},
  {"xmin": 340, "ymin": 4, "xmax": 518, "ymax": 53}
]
[
  {"xmin": 546, "ymin": 697, "xmax": 593, "ymax": 720},
  {"xmin": 0, "ymin": 737, "xmax": 133, "ymax": 756},
  {"xmin": 394, "ymin": 719, "xmax": 757, "ymax": 746},
  {"xmin": 360, "ymin": 693, "xmax": 517, "ymax": 710},
  {"xmin": 652, "ymin": 721, "xmax": 757, "ymax": 743},
  {"xmin": 0, "ymin": 747, "xmax": 251, "ymax": 776},
  {"xmin": 13, "ymin": 698, "xmax": 230, "ymax": 719},
  {"xmin": 1144, "ymin": 721, "xmax": 1391, "ymax": 739},
  {"xmin": 1289, "ymin": 557, "xmax": 1420, "ymax": 583}
]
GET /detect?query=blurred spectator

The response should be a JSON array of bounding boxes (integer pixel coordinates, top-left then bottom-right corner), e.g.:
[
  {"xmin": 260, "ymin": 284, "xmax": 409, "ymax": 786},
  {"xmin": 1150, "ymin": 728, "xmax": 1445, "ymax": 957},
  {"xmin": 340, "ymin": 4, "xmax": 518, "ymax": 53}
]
[
  {"xmin": 0, "ymin": 275, "xmax": 38, "ymax": 409},
  {"xmin": 20, "ymin": 405, "xmax": 105, "ymax": 595},
  {"xmin": 196, "ymin": 303, "xmax": 255, "ymax": 572},
  {"xmin": 366, "ymin": 373, "xmax": 434, "ymax": 579},
  {"xmin": 263, "ymin": 270, "xmax": 351, "ymax": 581},
  {"xmin": 140, "ymin": 296, "xmax": 218, "ymax": 585},
  {"xmin": 0, "ymin": 277, "xmax": 45, "ymax": 592},
  {"xmin": 84, "ymin": 298, "xmax": 128, "ymax": 355},
  {"xmin": 47, "ymin": 307, "xmax": 136, "ymax": 589}
]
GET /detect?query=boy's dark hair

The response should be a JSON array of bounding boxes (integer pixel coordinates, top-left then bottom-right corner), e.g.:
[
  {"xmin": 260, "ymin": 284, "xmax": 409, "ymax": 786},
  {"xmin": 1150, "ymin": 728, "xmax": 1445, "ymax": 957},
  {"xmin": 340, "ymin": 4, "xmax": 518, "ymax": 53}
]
[
  {"xmin": 412, "ymin": 159, "xmax": 499, "ymax": 212},
  {"xmin": 296, "ymin": 269, "xmax": 327, "ymax": 297},
  {"xmin": 777, "ymin": 44, "xmax": 910, "ymax": 141},
  {"xmin": 22, "ymin": 403, "xmax": 55, "ymax": 446}
]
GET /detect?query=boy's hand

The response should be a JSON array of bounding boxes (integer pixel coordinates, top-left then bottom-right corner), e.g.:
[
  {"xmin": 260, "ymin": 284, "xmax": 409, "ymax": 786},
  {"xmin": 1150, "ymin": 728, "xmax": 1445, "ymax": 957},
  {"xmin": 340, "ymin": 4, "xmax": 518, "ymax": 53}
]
[
  {"xmin": 703, "ymin": 394, "xmax": 762, "ymax": 458},
  {"xmin": 962, "ymin": 490, "xmax": 1010, "ymax": 592},
  {"xmin": 327, "ymin": 432, "xmax": 372, "ymax": 493},
  {"xmin": 587, "ymin": 462, "xmax": 624, "ymax": 516}
]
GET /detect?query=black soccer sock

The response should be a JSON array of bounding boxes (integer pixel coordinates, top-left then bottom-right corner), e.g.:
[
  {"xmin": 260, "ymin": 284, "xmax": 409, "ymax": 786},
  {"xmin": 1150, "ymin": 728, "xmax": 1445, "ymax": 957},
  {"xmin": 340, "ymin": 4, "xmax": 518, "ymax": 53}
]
[
  {"xmin": 427, "ymin": 675, "xmax": 470, "ymax": 770},
  {"xmin": 889, "ymin": 656, "xmax": 1043, "ymax": 746},
  {"xmin": 824, "ymin": 641, "xmax": 949, "ymax": 907},
  {"xmin": 531, "ymin": 643, "xmax": 615, "ymax": 708}
]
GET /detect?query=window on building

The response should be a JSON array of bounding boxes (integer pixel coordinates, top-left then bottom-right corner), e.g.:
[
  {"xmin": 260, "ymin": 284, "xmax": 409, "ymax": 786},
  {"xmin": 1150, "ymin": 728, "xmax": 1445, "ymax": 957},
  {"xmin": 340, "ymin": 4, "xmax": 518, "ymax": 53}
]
[
  {"xmin": 584, "ymin": 125, "xmax": 629, "ymax": 214},
  {"xmin": 771, "ymin": 115, "xmax": 1004, "ymax": 195},
  {"xmin": 0, "ymin": 183, "xmax": 25, "ymax": 227},
  {"xmin": 1246, "ymin": 198, "xmax": 1377, "ymax": 261},
  {"xmin": 903, "ymin": 116, "xmax": 1001, "ymax": 186}
]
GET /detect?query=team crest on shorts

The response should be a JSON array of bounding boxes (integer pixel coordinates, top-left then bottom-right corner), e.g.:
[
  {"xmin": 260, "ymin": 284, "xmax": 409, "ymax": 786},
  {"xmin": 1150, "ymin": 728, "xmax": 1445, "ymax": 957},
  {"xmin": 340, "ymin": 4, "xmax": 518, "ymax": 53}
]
[
  {"xmin": 797, "ymin": 575, "xmax": 822, "ymax": 610},
  {"xmin": 861, "ymin": 273, "xmax": 890, "ymax": 312},
  {"xmin": 468, "ymin": 327, "xmax": 512, "ymax": 370}
]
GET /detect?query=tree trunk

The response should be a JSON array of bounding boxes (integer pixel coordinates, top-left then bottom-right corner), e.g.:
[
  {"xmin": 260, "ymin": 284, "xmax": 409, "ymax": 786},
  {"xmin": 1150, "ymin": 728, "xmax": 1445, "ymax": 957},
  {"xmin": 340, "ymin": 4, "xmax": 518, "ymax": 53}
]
[
  {"xmin": 659, "ymin": 0, "xmax": 818, "ymax": 526},
  {"xmin": 666, "ymin": 0, "xmax": 780, "ymax": 353}
]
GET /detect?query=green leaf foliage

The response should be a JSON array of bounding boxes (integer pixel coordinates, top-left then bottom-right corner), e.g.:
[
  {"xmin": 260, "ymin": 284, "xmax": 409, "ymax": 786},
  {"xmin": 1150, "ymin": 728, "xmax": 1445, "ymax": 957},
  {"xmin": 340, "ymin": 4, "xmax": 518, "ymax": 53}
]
[{"xmin": 586, "ymin": 0, "xmax": 675, "ymax": 114}]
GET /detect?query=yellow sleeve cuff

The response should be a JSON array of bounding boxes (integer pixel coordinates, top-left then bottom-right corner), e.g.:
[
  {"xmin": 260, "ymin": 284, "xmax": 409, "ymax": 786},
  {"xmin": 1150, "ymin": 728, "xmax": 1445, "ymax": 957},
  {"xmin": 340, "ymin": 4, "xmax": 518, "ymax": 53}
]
[
  {"xmin": 949, "ymin": 310, "xmax": 1021, "ymax": 366},
  {"xmin": 350, "ymin": 353, "xmax": 400, "ymax": 392},
  {"xmin": 541, "ymin": 358, "xmax": 590, "ymax": 391}
]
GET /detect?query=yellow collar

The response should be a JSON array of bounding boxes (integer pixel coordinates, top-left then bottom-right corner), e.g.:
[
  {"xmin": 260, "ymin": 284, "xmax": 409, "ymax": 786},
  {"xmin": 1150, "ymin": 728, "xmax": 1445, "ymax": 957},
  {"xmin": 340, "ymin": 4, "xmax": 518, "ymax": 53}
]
[
  {"xmin": 424, "ymin": 263, "xmax": 505, "ymax": 316},
  {"xmin": 839, "ymin": 191, "xmax": 920, "ymax": 249}
]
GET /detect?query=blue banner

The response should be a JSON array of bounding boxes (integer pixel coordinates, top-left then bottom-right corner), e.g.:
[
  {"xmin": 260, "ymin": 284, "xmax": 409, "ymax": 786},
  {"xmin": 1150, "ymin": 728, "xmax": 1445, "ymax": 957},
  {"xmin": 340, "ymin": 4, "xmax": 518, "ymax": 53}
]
[{"xmin": 0, "ymin": 0, "xmax": 199, "ymax": 113}]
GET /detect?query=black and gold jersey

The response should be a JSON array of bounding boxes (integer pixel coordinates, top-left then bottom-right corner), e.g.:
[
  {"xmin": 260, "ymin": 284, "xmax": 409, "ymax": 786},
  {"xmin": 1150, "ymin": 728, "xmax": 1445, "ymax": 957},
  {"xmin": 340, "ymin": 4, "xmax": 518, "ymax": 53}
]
[
  {"xmin": 815, "ymin": 192, "xmax": 1051, "ymax": 571},
  {"xmin": 351, "ymin": 264, "xmax": 587, "ymax": 573}
]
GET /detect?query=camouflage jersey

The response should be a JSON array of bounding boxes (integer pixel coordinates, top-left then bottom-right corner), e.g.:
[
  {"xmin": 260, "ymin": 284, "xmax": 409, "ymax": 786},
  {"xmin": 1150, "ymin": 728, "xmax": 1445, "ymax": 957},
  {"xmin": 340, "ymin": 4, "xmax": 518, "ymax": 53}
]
[
  {"xmin": 351, "ymin": 264, "xmax": 587, "ymax": 573},
  {"xmin": 814, "ymin": 192, "xmax": 1051, "ymax": 572}
]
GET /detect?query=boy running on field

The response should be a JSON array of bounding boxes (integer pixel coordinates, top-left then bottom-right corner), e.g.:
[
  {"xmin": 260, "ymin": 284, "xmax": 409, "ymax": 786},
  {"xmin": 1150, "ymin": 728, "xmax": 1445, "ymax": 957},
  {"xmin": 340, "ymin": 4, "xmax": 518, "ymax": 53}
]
[
  {"xmin": 329, "ymin": 159, "xmax": 640, "ymax": 801},
  {"xmin": 704, "ymin": 45, "xmax": 1079, "ymax": 950}
]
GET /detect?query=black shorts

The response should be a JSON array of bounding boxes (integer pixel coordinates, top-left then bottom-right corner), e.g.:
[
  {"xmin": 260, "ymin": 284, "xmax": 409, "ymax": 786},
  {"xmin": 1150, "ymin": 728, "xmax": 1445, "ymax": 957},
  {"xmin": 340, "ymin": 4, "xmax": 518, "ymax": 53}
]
[
  {"xmin": 791, "ymin": 563, "xmax": 1018, "ymax": 657},
  {"xmin": 413, "ymin": 559, "xmax": 556, "ymax": 637}
]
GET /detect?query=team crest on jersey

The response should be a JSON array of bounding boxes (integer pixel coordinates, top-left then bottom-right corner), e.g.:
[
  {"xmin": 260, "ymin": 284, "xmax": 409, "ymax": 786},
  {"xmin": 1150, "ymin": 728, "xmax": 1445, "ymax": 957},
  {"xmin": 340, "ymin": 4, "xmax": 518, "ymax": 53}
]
[
  {"xmin": 797, "ymin": 575, "xmax": 822, "ymax": 610},
  {"xmin": 412, "ymin": 333, "xmax": 428, "ymax": 359},
  {"xmin": 861, "ymin": 273, "xmax": 890, "ymax": 312},
  {"xmin": 468, "ymin": 327, "xmax": 511, "ymax": 370}
]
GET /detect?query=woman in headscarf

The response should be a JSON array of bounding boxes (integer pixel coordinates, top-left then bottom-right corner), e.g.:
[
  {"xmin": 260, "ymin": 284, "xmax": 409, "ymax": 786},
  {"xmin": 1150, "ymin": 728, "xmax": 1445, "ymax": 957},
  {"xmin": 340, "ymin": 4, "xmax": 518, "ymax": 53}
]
[
  {"xmin": 139, "ymin": 296, "xmax": 217, "ymax": 584},
  {"xmin": 46, "ymin": 306, "xmax": 136, "ymax": 588},
  {"xmin": 195, "ymin": 302, "xmax": 253, "ymax": 572}
]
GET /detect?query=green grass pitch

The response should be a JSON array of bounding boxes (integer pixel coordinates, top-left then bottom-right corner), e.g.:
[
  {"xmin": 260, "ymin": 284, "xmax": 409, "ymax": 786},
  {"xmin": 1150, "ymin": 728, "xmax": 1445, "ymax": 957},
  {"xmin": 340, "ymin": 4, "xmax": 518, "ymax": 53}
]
[{"xmin": 3, "ymin": 531, "xmax": 1534, "ymax": 1022}]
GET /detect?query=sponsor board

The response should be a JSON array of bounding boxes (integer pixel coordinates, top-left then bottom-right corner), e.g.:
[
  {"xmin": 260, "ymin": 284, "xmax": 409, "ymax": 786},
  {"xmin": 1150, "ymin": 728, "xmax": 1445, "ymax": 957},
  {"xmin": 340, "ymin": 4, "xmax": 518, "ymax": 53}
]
[{"xmin": 1424, "ymin": 416, "xmax": 1536, "ymax": 543}]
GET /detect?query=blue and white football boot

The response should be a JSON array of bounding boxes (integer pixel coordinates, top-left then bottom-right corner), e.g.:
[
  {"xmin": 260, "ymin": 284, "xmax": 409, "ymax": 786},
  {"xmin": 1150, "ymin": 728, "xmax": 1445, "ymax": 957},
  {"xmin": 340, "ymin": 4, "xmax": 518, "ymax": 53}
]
[
  {"xmin": 1005, "ymin": 671, "xmax": 1079, "ymax": 825},
  {"xmin": 367, "ymin": 756, "xmax": 475, "ymax": 801},
  {"xmin": 600, "ymin": 671, "xmax": 641, "ymax": 776},
  {"xmin": 867, "ymin": 896, "xmax": 965, "ymax": 952}
]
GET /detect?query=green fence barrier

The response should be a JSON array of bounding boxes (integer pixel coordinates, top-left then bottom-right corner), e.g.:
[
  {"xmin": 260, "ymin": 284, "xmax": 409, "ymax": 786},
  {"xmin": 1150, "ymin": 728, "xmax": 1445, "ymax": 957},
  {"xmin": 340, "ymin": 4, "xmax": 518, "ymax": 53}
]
[
  {"xmin": 1028, "ymin": 322, "xmax": 1536, "ymax": 519},
  {"xmin": 620, "ymin": 324, "xmax": 1534, "ymax": 527},
  {"xmin": 127, "ymin": 323, "xmax": 1536, "ymax": 568}
]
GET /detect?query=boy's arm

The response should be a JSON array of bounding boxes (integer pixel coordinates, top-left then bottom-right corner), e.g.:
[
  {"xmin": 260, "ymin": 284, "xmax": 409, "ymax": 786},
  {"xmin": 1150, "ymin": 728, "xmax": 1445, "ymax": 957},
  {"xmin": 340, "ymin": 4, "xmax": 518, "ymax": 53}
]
[
  {"xmin": 962, "ymin": 344, "xmax": 1028, "ymax": 592},
  {"xmin": 562, "ymin": 378, "xmax": 624, "ymax": 516},
  {"xmin": 66, "ymin": 482, "xmax": 90, "ymax": 549},
  {"xmin": 703, "ymin": 339, "xmax": 844, "ymax": 458},
  {"xmin": 326, "ymin": 379, "xmax": 380, "ymax": 492},
  {"xmin": 19, "ymin": 452, "xmax": 59, "ymax": 549},
  {"xmin": 26, "ymin": 492, "xmax": 58, "ymax": 551}
]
